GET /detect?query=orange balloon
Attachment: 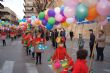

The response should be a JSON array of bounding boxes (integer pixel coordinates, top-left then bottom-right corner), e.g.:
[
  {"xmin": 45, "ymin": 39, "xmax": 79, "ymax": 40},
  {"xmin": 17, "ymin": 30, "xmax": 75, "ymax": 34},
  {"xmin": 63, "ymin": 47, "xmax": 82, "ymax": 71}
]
[{"xmin": 86, "ymin": 6, "xmax": 99, "ymax": 21}]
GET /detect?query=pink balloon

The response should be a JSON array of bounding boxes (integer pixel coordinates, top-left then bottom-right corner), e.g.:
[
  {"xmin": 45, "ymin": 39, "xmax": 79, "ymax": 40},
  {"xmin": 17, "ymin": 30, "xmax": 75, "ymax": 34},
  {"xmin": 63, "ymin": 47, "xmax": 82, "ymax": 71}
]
[
  {"xmin": 97, "ymin": 0, "xmax": 110, "ymax": 16},
  {"xmin": 64, "ymin": 0, "xmax": 79, "ymax": 8},
  {"xmin": 45, "ymin": 15, "xmax": 49, "ymax": 20},
  {"xmin": 55, "ymin": 14, "xmax": 63, "ymax": 22},
  {"xmin": 99, "ymin": 19, "xmax": 108, "ymax": 26},
  {"xmin": 64, "ymin": 7, "xmax": 75, "ymax": 18}
]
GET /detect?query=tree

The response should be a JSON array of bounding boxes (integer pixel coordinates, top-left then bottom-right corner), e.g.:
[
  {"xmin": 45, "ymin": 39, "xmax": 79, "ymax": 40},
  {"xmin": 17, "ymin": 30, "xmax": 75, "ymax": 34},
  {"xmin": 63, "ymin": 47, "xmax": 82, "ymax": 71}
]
[{"xmin": 35, "ymin": 0, "xmax": 54, "ymax": 13}]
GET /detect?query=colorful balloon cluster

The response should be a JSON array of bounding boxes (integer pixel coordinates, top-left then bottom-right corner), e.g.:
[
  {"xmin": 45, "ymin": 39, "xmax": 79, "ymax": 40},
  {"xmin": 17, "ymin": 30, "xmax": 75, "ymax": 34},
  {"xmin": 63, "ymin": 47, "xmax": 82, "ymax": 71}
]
[{"xmin": 19, "ymin": 0, "xmax": 110, "ymax": 30}]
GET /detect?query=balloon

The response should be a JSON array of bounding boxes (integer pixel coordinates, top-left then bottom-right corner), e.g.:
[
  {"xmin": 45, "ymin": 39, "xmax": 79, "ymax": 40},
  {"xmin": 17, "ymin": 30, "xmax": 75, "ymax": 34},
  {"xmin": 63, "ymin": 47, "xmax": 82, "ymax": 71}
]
[
  {"xmin": 27, "ymin": 18, "xmax": 31, "ymax": 23},
  {"xmin": 39, "ymin": 12, "xmax": 45, "ymax": 19},
  {"xmin": 86, "ymin": 6, "xmax": 99, "ymax": 21},
  {"xmin": 96, "ymin": 0, "xmax": 110, "ymax": 16},
  {"xmin": 45, "ymin": 14, "xmax": 49, "ymax": 20},
  {"xmin": 55, "ymin": 14, "xmax": 63, "ymax": 22},
  {"xmin": 31, "ymin": 15, "xmax": 36, "ymax": 20},
  {"xmin": 61, "ymin": 17, "xmax": 66, "ymax": 23},
  {"xmin": 82, "ymin": 0, "xmax": 98, "ymax": 7},
  {"xmin": 22, "ymin": 18, "xmax": 26, "ymax": 22},
  {"xmin": 64, "ymin": 0, "xmax": 79, "ymax": 8},
  {"xmin": 42, "ymin": 19, "xmax": 47, "ymax": 26},
  {"xmin": 75, "ymin": 4, "xmax": 88, "ymax": 19},
  {"xmin": 60, "ymin": 5, "xmax": 65, "ymax": 11},
  {"xmin": 48, "ymin": 17, "xmax": 55, "ymax": 25},
  {"xmin": 99, "ymin": 19, "xmax": 108, "ymax": 26},
  {"xmin": 46, "ymin": 23, "xmax": 53, "ymax": 30},
  {"xmin": 75, "ymin": 16, "xmax": 85, "ymax": 22},
  {"xmin": 48, "ymin": 9, "xmax": 55, "ymax": 17},
  {"xmin": 66, "ymin": 18, "xmax": 75, "ymax": 24},
  {"xmin": 61, "ymin": 22, "xmax": 69, "ymax": 28},
  {"xmin": 64, "ymin": 7, "xmax": 75, "ymax": 18},
  {"xmin": 55, "ymin": 7, "xmax": 60, "ymax": 13},
  {"xmin": 35, "ymin": 19, "xmax": 41, "ymax": 25},
  {"xmin": 60, "ymin": 9, "xmax": 65, "ymax": 16},
  {"xmin": 55, "ymin": 21, "xmax": 60, "ymax": 25}
]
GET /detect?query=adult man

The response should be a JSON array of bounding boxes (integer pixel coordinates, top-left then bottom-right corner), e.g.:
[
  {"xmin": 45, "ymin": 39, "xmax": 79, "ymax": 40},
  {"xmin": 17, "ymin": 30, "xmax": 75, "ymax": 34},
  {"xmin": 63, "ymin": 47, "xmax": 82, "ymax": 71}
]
[{"xmin": 89, "ymin": 29, "xmax": 95, "ymax": 58}]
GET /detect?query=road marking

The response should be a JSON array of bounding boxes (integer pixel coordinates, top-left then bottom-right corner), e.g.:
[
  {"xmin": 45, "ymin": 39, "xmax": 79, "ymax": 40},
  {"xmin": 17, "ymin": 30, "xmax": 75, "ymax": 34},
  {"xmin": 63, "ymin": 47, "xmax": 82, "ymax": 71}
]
[
  {"xmin": 104, "ymin": 69, "xmax": 110, "ymax": 73},
  {"xmin": 1, "ymin": 61, "xmax": 15, "ymax": 73},
  {"xmin": 25, "ymin": 63, "xmax": 39, "ymax": 73}
]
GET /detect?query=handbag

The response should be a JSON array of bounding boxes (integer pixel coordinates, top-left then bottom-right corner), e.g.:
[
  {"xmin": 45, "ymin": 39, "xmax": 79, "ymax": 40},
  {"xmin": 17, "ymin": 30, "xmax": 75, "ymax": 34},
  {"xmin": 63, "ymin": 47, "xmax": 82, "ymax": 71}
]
[{"xmin": 53, "ymin": 50, "xmax": 61, "ymax": 69}]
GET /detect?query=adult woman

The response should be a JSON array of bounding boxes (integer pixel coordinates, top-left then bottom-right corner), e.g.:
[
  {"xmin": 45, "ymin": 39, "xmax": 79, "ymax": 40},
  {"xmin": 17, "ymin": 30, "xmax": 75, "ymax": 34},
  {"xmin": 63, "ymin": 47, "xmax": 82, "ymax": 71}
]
[{"xmin": 96, "ymin": 30, "xmax": 106, "ymax": 62}]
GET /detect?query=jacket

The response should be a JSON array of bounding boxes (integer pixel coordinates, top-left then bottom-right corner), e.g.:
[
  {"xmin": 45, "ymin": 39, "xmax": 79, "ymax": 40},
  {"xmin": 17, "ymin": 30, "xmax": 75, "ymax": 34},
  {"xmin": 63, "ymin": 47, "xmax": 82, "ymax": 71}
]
[
  {"xmin": 89, "ymin": 33, "xmax": 95, "ymax": 46},
  {"xmin": 96, "ymin": 34, "xmax": 106, "ymax": 48},
  {"xmin": 52, "ymin": 47, "xmax": 71, "ymax": 61},
  {"xmin": 72, "ymin": 59, "xmax": 88, "ymax": 73}
]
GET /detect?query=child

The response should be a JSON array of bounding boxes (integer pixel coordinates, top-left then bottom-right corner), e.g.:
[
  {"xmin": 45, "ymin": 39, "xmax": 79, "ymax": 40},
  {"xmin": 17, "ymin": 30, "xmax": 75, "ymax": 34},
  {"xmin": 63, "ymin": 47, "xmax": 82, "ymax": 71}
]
[
  {"xmin": 35, "ymin": 33, "xmax": 46, "ymax": 64},
  {"xmin": 52, "ymin": 42, "xmax": 71, "ymax": 61},
  {"xmin": 1, "ymin": 30, "xmax": 7, "ymax": 46},
  {"xmin": 78, "ymin": 34, "xmax": 84, "ymax": 49},
  {"xmin": 72, "ymin": 49, "xmax": 88, "ymax": 73}
]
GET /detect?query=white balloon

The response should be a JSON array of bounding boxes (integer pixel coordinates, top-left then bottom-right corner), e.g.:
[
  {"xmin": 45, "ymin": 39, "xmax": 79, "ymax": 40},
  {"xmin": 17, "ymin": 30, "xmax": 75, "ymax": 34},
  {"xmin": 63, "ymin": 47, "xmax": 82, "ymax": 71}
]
[
  {"xmin": 54, "ymin": 7, "xmax": 60, "ymax": 13},
  {"xmin": 66, "ymin": 18, "xmax": 75, "ymax": 24}
]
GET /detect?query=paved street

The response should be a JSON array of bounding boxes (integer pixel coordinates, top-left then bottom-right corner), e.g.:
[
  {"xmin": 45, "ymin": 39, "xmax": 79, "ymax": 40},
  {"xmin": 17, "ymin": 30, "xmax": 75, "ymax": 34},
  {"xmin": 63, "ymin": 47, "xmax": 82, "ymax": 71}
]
[{"xmin": 0, "ymin": 38, "xmax": 110, "ymax": 73}]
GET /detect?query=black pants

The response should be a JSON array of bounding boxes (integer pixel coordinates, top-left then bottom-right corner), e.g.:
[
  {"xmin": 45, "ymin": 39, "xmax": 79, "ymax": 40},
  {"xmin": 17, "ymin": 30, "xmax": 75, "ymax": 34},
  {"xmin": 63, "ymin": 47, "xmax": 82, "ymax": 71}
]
[
  {"xmin": 70, "ymin": 36, "xmax": 73, "ymax": 41},
  {"xmin": 96, "ymin": 47, "xmax": 104, "ymax": 61},
  {"xmin": 3, "ymin": 40, "xmax": 6, "ymax": 46},
  {"xmin": 90, "ymin": 45, "xmax": 94, "ymax": 58},
  {"xmin": 36, "ymin": 53, "xmax": 42, "ymax": 64},
  {"xmin": 32, "ymin": 52, "xmax": 35, "ymax": 58},
  {"xmin": 26, "ymin": 46, "xmax": 31, "ymax": 56}
]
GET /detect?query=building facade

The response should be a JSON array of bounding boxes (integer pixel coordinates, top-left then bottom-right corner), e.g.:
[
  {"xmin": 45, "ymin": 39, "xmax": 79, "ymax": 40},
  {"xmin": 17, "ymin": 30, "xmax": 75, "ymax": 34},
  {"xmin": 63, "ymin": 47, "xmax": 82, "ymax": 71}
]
[{"xmin": 0, "ymin": 7, "xmax": 18, "ymax": 25}]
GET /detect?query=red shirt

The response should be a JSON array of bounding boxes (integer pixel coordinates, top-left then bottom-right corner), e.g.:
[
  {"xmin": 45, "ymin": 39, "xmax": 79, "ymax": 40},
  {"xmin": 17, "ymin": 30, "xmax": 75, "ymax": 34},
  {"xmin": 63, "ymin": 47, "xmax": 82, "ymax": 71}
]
[
  {"xmin": 52, "ymin": 47, "xmax": 71, "ymax": 60},
  {"xmin": 72, "ymin": 59, "xmax": 88, "ymax": 73},
  {"xmin": 1, "ymin": 32, "xmax": 6, "ymax": 36}
]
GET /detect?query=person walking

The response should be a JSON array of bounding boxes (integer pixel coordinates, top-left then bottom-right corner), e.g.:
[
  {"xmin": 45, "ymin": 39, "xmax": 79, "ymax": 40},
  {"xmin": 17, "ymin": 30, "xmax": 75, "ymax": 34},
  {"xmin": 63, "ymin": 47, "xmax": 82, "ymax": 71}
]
[
  {"xmin": 89, "ymin": 29, "xmax": 95, "ymax": 58},
  {"xmin": 70, "ymin": 30, "xmax": 74, "ymax": 41},
  {"xmin": 96, "ymin": 30, "xmax": 106, "ymax": 62},
  {"xmin": 1, "ymin": 30, "xmax": 7, "ymax": 46},
  {"xmin": 78, "ymin": 34, "xmax": 84, "ymax": 49}
]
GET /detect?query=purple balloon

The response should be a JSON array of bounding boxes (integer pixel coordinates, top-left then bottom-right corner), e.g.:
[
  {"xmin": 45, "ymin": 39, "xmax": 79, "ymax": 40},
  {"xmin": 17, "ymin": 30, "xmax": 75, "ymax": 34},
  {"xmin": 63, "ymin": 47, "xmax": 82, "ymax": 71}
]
[
  {"xmin": 60, "ymin": 9, "xmax": 65, "ymax": 16},
  {"xmin": 48, "ymin": 9, "xmax": 55, "ymax": 17},
  {"xmin": 55, "ymin": 21, "xmax": 60, "ymax": 25},
  {"xmin": 42, "ymin": 19, "xmax": 47, "ymax": 26}
]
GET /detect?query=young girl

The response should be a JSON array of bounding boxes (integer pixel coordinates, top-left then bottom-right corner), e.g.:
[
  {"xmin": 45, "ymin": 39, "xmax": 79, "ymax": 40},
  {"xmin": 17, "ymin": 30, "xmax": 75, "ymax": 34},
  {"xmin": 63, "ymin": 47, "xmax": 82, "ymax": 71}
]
[
  {"xmin": 35, "ymin": 32, "xmax": 46, "ymax": 64},
  {"xmin": 1, "ymin": 30, "xmax": 7, "ymax": 46},
  {"xmin": 72, "ymin": 49, "xmax": 88, "ymax": 73},
  {"xmin": 52, "ymin": 42, "xmax": 71, "ymax": 61}
]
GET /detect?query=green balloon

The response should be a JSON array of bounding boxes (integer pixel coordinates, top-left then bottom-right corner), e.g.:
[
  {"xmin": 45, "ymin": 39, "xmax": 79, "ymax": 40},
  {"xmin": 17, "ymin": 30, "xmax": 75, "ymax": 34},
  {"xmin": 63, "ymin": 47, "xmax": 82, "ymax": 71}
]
[
  {"xmin": 48, "ymin": 17, "xmax": 55, "ymax": 25},
  {"xmin": 76, "ymin": 4, "xmax": 88, "ymax": 19},
  {"xmin": 38, "ymin": 12, "xmax": 45, "ymax": 19}
]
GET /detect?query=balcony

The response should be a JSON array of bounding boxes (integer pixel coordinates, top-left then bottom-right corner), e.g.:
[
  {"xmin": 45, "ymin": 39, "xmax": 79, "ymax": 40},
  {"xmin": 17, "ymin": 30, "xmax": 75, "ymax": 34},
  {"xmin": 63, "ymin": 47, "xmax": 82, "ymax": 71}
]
[{"xmin": 24, "ymin": 3, "xmax": 37, "ymax": 7}]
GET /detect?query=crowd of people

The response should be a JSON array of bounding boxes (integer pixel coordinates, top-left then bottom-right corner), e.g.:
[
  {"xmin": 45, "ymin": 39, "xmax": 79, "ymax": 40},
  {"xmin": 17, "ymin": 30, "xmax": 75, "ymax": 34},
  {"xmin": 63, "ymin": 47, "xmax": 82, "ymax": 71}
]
[
  {"xmin": 0, "ymin": 27, "xmax": 22, "ymax": 46},
  {"xmin": 0, "ymin": 26, "xmax": 106, "ymax": 73}
]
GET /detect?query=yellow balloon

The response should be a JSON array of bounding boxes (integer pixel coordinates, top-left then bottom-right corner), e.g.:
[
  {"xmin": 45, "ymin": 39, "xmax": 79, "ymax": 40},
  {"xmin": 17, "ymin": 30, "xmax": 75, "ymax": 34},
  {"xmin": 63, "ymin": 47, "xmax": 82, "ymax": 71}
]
[{"xmin": 61, "ymin": 22, "xmax": 69, "ymax": 28}]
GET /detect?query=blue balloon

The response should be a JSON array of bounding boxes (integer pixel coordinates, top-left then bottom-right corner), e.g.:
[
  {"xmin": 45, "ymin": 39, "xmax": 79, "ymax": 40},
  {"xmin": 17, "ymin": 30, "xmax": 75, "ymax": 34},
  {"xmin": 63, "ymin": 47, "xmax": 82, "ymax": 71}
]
[
  {"xmin": 22, "ymin": 18, "xmax": 26, "ymax": 22},
  {"xmin": 31, "ymin": 15, "xmax": 36, "ymax": 20},
  {"xmin": 46, "ymin": 23, "xmax": 53, "ymax": 30},
  {"xmin": 60, "ymin": 5, "xmax": 64, "ymax": 11},
  {"xmin": 75, "ymin": 16, "xmax": 85, "ymax": 22}
]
